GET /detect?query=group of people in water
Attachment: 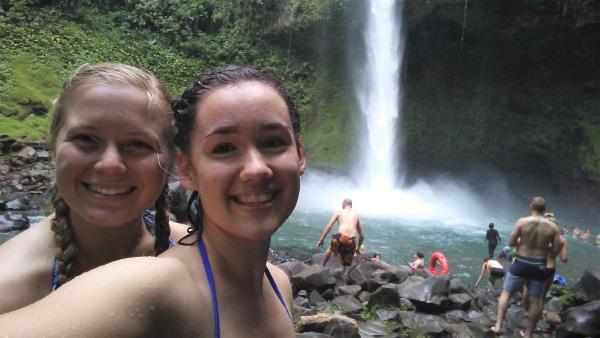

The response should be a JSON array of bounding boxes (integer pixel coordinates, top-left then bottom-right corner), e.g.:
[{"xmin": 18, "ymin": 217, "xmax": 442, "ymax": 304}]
[
  {"xmin": 0, "ymin": 63, "xmax": 303, "ymax": 336},
  {"xmin": 563, "ymin": 224, "xmax": 600, "ymax": 244}
]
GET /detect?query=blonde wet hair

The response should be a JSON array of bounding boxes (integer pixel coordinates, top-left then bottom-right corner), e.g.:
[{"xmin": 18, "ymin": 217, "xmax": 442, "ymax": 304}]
[{"xmin": 49, "ymin": 63, "xmax": 174, "ymax": 288}]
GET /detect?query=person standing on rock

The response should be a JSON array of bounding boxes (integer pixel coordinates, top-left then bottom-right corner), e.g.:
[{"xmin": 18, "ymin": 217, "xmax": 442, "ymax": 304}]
[
  {"xmin": 0, "ymin": 63, "xmax": 188, "ymax": 313},
  {"xmin": 316, "ymin": 198, "xmax": 365, "ymax": 271},
  {"xmin": 485, "ymin": 222, "xmax": 501, "ymax": 258},
  {"xmin": 491, "ymin": 196, "xmax": 562, "ymax": 338}
]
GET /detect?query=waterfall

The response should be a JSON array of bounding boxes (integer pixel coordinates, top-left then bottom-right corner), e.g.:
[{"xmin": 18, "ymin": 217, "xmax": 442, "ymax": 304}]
[{"xmin": 355, "ymin": 0, "xmax": 405, "ymax": 191}]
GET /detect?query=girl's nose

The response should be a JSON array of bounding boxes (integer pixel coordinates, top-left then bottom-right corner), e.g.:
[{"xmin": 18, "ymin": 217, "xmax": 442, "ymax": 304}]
[
  {"xmin": 239, "ymin": 149, "xmax": 273, "ymax": 182},
  {"xmin": 94, "ymin": 144, "xmax": 127, "ymax": 175}
]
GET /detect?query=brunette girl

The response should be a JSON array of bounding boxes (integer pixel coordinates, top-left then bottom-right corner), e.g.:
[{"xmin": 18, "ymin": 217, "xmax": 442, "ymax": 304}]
[{"xmin": 0, "ymin": 63, "xmax": 187, "ymax": 313}]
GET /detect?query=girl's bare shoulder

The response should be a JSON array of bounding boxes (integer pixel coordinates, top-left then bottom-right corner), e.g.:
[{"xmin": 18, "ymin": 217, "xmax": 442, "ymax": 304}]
[{"xmin": 168, "ymin": 220, "xmax": 191, "ymax": 241}]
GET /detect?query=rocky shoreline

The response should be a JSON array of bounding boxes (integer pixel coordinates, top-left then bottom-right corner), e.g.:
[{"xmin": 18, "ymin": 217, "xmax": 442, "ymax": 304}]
[
  {"xmin": 2, "ymin": 136, "xmax": 599, "ymax": 337},
  {"xmin": 279, "ymin": 252, "xmax": 600, "ymax": 338}
]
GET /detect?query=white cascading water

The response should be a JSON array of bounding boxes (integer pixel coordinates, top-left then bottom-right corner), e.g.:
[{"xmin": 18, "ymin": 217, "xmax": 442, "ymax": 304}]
[
  {"xmin": 297, "ymin": 0, "xmax": 498, "ymax": 225},
  {"xmin": 356, "ymin": 0, "xmax": 403, "ymax": 191}
]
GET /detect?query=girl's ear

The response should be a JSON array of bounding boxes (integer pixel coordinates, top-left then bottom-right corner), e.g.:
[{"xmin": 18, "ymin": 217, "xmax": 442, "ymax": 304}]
[
  {"xmin": 296, "ymin": 137, "xmax": 307, "ymax": 176},
  {"xmin": 176, "ymin": 151, "xmax": 196, "ymax": 191}
]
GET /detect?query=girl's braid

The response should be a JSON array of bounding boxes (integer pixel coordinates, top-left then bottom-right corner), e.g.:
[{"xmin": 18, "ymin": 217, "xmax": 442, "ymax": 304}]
[
  {"xmin": 153, "ymin": 183, "xmax": 171, "ymax": 254},
  {"xmin": 50, "ymin": 190, "xmax": 78, "ymax": 288}
]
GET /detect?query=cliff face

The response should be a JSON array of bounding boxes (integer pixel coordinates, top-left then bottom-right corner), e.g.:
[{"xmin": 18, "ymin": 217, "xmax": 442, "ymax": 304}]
[{"xmin": 398, "ymin": 0, "xmax": 600, "ymax": 212}]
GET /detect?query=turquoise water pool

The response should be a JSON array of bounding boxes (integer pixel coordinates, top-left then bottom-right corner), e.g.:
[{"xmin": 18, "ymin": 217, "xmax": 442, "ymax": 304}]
[{"xmin": 272, "ymin": 210, "xmax": 599, "ymax": 286}]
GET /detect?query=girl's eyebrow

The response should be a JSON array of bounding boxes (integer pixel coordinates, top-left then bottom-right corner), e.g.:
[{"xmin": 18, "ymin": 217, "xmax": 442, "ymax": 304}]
[{"xmin": 206, "ymin": 125, "xmax": 238, "ymax": 138}]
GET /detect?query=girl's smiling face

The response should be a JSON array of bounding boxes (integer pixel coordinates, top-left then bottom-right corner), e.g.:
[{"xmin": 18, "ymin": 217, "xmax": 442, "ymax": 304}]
[
  {"xmin": 178, "ymin": 81, "xmax": 306, "ymax": 241},
  {"xmin": 54, "ymin": 84, "xmax": 171, "ymax": 228}
]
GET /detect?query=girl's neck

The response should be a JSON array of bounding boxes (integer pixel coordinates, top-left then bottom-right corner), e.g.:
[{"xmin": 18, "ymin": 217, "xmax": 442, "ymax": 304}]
[
  {"xmin": 201, "ymin": 224, "xmax": 272, "ymax": 294},
  {"xmin": 68, "ymin": 212, "xmax": 155, "ymax": 273}
]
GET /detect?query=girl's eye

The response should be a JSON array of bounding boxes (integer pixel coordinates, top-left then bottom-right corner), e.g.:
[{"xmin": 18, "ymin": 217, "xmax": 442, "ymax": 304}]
[
  {"xmin": 212, "ymin": 143, "xmax": 236, "ymax": 154},
  {"xmin": 263, "ymin": 138, "xmax": 289, "ymax": 149},
  {"xmin": 125, "ymin": 140, "xmax": 154, "ymax": 155},
  {"xmin": 71, "ymin": 134, "xmax": 100, "ymax": 147}
]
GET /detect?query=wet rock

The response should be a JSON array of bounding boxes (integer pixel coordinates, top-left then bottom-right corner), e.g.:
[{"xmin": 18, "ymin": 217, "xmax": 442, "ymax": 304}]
[
  {"xmin": 321, "ymin": 288, "xmax": 335, "ymax": 300},
  {"xmin": 323, "ymin": 317, "xmax": 360, "ymax": 338},
  {"xmin": 396, "ymin": 311, "xmax": 415, "ymax": 328},
  {"xmin": 449, "ymin": 278, "xmax": 469, "ymax": 294},
  {"xmin": 332, "ymin": 295, "xmax": 362, "ymax": 314},
  {"xmin": 294, "ymin": 305, "xmax": 317, "ymax": 321},
  {"xmin": 280, "ymin": 261, "xmax": 310, "ymax": 279},
  {"xmin": 309, "ymin": 290, "xmax": 325, "ymax": 306},
  {"xmin": 556, "ymin": 300, "xmax": 600, "ymax": 337},
  {"xmin": 4, "ymin": 196, "xmax": 34, "ymax": 211},
  {"xmin": 574, "ymin": 269, "xmax": 600, "ymax": 301},
  {"xmin": 296, "ymin": 332, "xmax": 332, "ymax": 338},
  {"xmin": 375, "ymin": 308, "xmax": 399, "ymax": 321},
  {"xmin": 336, "ymin": 284, "xmax": 361, "ymax": 297},
  {"xmin": 296, "ymin": 313, "xmax": 357, "ymax": 335},
  {"xmin": 0, "ymin": 212, "xmax": 30, "ymax": 232},
  {"xmin": 0, "ymin": 135, "xmax": 16, "ymax": 153},
  {"xmin": 385, "ymin": 265, "xmax": 412, "ymax": 284},
  {"xmin": 368, "ymin": 284, "xmax": 400, "ymax": 307},
  {"xmin": 399, "ymin": 275, "xmax": 451, "ymax": 314},
  {"xmin": 412, "ymin": 313, "xmax": 446, "ymax": 335},
  {"xmin": 445, "ymin": 309, "xmax": 469, "ymax": 322},
  {"xmin": 292, "ymin": 265, "xmax": 336, "ymax": 292},
  {"xmin": 347, "ymin": 261, "xmax": 380, "ymax": 287},
  {"xmin": 449, "ymin": 292, "xmax": 472, "ymax": 310},
  {"xmin": 36, "ymin": 150, "xmax": 50, "ymax": 160},
  {"xmin": 295, "ymin": 296, "xmax": 310, "ymax": 308},
  {"xmin": 358, "ymin": 320, "xmax": 388, "ymax": 337},
  {"xmin": 443, "ymin": 323, "xmax": 474, "ymax": 337},
  {"xmin": 366, "ymin": 269, "xmax": 389, "ymax": 292},
  {"xmin": 16, "ymin": 146, "xmax": 36, "ymax": 162},
  {"xmin": 298, "ymin": 290, "xmax": 308, "ymax": 298},
  {"xmin": 357, "ymin": 290, "xmax": 370, "ymax": 303}
]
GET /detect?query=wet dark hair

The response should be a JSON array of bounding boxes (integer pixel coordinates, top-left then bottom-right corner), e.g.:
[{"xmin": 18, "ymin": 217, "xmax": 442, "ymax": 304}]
[
  {"xmin": 416, "ymin": 251, "xmax": 424, "ymax": 259},
  {"xmin": 483, "ymin": 257, "xmax": 490, "ymax": 262},
  {"xmin": 489, "ymin": 223, "xmax": 494, "ymax": 229},
  {"xmin": 530, "ymin": 196, "xmax": 546, "ymax": 213},
  {"xmin": 172, "ymin": 65, "xmax": 301, "ymax": 243}
]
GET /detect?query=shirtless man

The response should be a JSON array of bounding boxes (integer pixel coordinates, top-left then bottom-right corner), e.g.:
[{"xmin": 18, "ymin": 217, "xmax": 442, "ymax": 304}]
[
  {"xmin": 316, "ymin": 198, "xmax": 365, "ymax": 271},
  {"xmin": 523, "ymin": 228, "xmax": 568, "ymax": 313},
  {"xmin": 491, "ymin": 197, "xmax": 562, "ymax": 338},
  {"xmin": 474, "ymin": 258, "xmax": 505, "ymax": 291}
]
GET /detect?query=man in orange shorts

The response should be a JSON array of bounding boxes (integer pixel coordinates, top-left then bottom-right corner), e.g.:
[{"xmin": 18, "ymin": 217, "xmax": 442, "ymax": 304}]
[{"xmin": 316, "ymin": 198, "xmax": 365, "ymax": 271}]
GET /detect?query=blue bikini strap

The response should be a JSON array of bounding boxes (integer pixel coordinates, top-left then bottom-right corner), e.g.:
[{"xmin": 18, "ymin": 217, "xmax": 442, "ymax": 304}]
[
  {"xmin": 51, "ymin": 257, "xmax": 59, "ymax": 291},
  {"xmin": 265, "ymin": 268, "xmax": 292, "ymax": 320},
  {"xmin": 198, "ymin": 238, "xmax": 220, "ymax": 338}
]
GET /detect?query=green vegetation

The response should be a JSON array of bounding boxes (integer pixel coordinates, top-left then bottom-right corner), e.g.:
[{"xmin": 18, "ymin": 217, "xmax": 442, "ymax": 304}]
[{"xmin": 0, "ymin": 0, "xmax": 354, "ymax": 160}]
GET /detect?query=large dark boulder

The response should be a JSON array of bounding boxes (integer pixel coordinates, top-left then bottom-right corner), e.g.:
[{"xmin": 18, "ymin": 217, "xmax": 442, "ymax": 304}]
[
  {"xmin": 346, "ymin": 261, "xmax": 380, "ymax": 287},
  {"xmin": 292, "ymin": 265, "xmax": 336, "ymax": 292},
  {"xmin": 279, "ymin": 261, "xmax": 310, "ymax": 279},
  {"xmin": 449, "ymin": 292, "xmax": 472, "ymax": 310},
  {"xmin": 323, "ymin": 317, "xmax": 360, "ymax": 338},
  {"xmin": 385, "ymin": 265, "xmax": 413, "ymax": 284},
  {"xmin": 574, "ymin": 269, "xmax": 600, "ymax": 302},
  {"xmin": 336, "ymin": 284, "xmax": 361, "ymax": 297},
  {"xmin": 556, "ymin": 300, "xmax": 600, "ymax": 338},
  {"xmin": 332, "ymin": 295, "xmax": 363, "ymax": 314},
  {"xmin": 368, "ymin": 284, "xmax": 400, "ymax": 307},
  {"xmin": 399, "ymin": 275, "xmax": 451, "ymax": 313}
]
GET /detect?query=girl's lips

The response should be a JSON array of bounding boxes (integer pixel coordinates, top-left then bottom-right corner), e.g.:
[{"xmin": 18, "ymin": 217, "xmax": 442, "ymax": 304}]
[
  {"xmin": 234, "ymin": 191, "xmax": 276, "ymax": 205},
  {"xmin": 83, "ymin": 183, "xmax": 135, "ymax": 196}
]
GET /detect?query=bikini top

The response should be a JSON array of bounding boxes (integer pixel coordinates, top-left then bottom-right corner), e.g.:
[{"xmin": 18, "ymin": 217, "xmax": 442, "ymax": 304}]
[
  {"xmin": 51, "ymin": 210, "xmax": 175, "ymax": 291},
  {"xmin": 197, "ymin": 238, "xmax": 292, "ymax": 338}
]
